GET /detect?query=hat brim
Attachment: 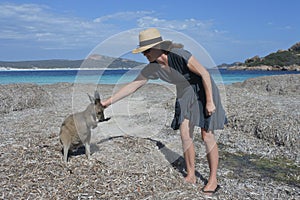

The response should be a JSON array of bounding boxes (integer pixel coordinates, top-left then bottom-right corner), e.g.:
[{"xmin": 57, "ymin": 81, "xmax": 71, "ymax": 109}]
[{"xmin": 132, "ymin": 40, "xmax": 171, "ymax": 54}]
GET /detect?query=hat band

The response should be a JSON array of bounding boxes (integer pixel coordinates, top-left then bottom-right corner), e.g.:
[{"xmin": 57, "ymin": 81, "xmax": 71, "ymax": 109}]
[{"xmin": 139, "ymin": 36, "xmax": 162, "ymax": 47}]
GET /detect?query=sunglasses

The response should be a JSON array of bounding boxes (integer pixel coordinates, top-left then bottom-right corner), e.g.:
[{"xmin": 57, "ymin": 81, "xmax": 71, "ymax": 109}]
[{"xmin": 142, "ymin": 48, "xmax": 152, "ymax": 54}]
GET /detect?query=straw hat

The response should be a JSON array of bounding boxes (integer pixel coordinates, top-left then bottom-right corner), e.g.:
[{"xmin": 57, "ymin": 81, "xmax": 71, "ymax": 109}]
[{"xmin": 132, "ymin": 28, "xmax": 171, "ymax": 54}]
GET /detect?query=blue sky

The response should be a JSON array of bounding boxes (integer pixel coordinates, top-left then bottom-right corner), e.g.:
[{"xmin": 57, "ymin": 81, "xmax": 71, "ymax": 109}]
[{"xmin": 0, "ymin": 0, "xmax": 299, "ymax": 65}]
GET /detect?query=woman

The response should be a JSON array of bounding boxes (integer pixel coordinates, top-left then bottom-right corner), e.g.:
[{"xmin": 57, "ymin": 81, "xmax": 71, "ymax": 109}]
[{"xmin": 101, "ymin": 28, "xmax": 226, "ymax": 194}]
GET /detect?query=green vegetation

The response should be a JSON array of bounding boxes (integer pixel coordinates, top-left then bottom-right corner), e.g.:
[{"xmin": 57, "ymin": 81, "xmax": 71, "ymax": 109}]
[
  {"xmin": 220, "ymin": 149, "xmax": 299, "ymax": 186},
  {"xmin": 245, "ymin": 42, "xmax": 300, "ymax": 67},
  {"xmin": 218, "ymin": 42, "xmax": 300, "ymax": 69}
]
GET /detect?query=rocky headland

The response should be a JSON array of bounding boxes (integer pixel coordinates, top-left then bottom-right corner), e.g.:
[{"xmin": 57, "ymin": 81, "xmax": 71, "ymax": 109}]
[{"xmin": 221, "ymin": 42, "xmax": 300, "ymax": 71}]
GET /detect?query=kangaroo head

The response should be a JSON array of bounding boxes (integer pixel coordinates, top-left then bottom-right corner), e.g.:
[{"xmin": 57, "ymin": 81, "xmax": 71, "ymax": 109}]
[{"xmin": 88, "ymin": 91, "xmax": 108, "ymax": 122}]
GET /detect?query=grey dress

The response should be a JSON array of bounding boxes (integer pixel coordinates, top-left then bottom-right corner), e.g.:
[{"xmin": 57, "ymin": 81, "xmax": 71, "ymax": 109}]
[{"xmin": 140, "ymin": 48, "xmax": 227, "ymax": 131}]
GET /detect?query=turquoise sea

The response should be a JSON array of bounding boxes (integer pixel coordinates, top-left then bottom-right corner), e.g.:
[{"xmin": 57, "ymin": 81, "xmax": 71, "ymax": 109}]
[{"xmin": 0, "ymin": 69, "xmax": 299, "ymax": 85}]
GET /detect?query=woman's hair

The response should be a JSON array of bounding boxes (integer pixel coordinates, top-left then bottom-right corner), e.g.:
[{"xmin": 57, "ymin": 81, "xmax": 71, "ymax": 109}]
[
  {"xmin": 168, "ymin": 42, "xmax": 184, "ymax": 49},
  {"xmin": 155, "ymin": 41, "xmax": 184, "ymax": 52}
]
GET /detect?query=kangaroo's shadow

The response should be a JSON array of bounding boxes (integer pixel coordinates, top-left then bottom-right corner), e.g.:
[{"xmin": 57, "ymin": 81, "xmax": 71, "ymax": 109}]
[
  {"xmin": 97, "ymin": 136, "xmax": 207, "ymax": 184},
  {"xmin": 61, "ymin": 143, "xmax": 99, "ymax": 160}
]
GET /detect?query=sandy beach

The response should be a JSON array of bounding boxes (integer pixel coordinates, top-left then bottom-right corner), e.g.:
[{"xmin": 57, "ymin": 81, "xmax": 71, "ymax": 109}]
[{"xmin": 0, "ymin": 74, "xmax": 299, "ymax": 199}]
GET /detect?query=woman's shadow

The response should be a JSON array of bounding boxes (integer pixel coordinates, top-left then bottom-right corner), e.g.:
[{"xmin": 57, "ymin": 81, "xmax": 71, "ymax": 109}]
[{"xmin": 148, "ymin": 138, "xmax": 207, "ymax": 184}]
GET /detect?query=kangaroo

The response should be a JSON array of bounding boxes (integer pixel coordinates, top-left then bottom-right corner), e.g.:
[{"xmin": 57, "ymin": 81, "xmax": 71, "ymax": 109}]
[{"xmin": 59, "ymin": 91, "xmax": 109, "ymax": 162}]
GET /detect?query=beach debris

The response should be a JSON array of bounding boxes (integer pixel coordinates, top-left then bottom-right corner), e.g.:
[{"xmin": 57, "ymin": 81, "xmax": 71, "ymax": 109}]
[
  {"xmin": 0, "ymin": 76, "xmax": 299, "ymax": 199},
  {"xmin": 0, "ymin": 84, "xmax": 52, "ymax": 114}
]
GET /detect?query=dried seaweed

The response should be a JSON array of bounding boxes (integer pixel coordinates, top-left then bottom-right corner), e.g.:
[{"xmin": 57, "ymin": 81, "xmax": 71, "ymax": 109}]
[
  {"xmin": 0, "ymin": 84, "xmax": 53, "ymax": 114},
  {"xmin": 0, "ymin": 77, "xmax": 299, "ymax": 199}
]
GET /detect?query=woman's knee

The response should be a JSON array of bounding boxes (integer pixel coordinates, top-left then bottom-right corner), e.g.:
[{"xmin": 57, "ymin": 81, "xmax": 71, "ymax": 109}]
[
  {"xmin": 181, "ymin": 127, "xmax": 193, "ymax": 142},
  {"xmin": 180, "ymin": 119, "xmax": 194, "ymax": 140},
  {"xmin": 201, "ymin": 129, "xmax": 215, "ymax": 142}
]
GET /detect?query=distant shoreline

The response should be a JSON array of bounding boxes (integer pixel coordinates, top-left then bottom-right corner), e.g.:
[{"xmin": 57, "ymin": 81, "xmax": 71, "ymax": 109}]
[
  {"xmin": 2, "ymin": 66, "xmax": 300, "ymax": 71},
  {"xmin": 0, "ymin": 67, "xmax": 140, "ymax": 71},
  {"xmin": 226, "ymin": 65, "xmax": 300, "ymax": 71}
]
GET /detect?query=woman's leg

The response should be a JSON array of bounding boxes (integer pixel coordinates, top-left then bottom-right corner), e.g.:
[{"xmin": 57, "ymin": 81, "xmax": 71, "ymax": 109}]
[
  {"xmin": 201, "ymin": 128, "xmax": 219, "ymax": 191},
  {"xmin": 180, "ymin": 119, "xmax": 196, "ymax": 184}
]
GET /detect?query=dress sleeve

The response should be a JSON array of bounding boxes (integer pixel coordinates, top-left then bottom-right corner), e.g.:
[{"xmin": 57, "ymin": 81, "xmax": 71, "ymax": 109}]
[
  {"xmin": 140, "ymin": 62, "xmax": 160, "ymax": 80},
  {"xmin": 171, "ymin": 48, "xmax": 192, "ymax": 63},
  {"xmin": 180, "ymin": 49, "xmax": 192, "ymax": 62},
  {"xmin": 169, "ymin": 48, "xmax": 192, "ymax": 75}
]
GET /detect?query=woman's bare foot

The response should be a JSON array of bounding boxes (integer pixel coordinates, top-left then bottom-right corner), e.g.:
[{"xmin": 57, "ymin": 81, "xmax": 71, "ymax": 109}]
[{"xmin": 184, "ymin": 176, "xmax": 196, "ymax": 184}]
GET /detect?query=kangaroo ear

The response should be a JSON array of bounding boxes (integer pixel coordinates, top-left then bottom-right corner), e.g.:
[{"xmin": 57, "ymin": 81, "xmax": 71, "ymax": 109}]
[
  {"xmin": 87, "ymin": 93, "xmax": 95, "ymax": 103},
  {"xmin": 94, "ymin": 91, "xmax": 101, "ymax": 104},
  {"xmin": 94, "ymin": 91, "xmax": 101, "ymax": 100}
]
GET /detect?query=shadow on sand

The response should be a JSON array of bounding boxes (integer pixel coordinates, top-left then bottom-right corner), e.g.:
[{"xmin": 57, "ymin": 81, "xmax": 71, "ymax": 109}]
[{"xmin": 61, "ymin": 143, "xmax": 99, "ymax": 161}]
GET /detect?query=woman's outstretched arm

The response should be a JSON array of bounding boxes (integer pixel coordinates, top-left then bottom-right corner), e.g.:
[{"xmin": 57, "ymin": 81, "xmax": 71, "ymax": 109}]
[{"xmin": 101, "ymin": 74, "xmax": 148, "ymax": 107}]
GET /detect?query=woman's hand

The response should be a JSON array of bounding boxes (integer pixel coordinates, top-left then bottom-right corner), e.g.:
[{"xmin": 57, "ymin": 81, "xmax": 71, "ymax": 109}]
[
  {"xmin": 206, "ymin": 101, "xmax": 216, "ymax": 116},
  {"xmin": 100, "ymin": 100, "xmax": 110, "ymax": 109}
]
